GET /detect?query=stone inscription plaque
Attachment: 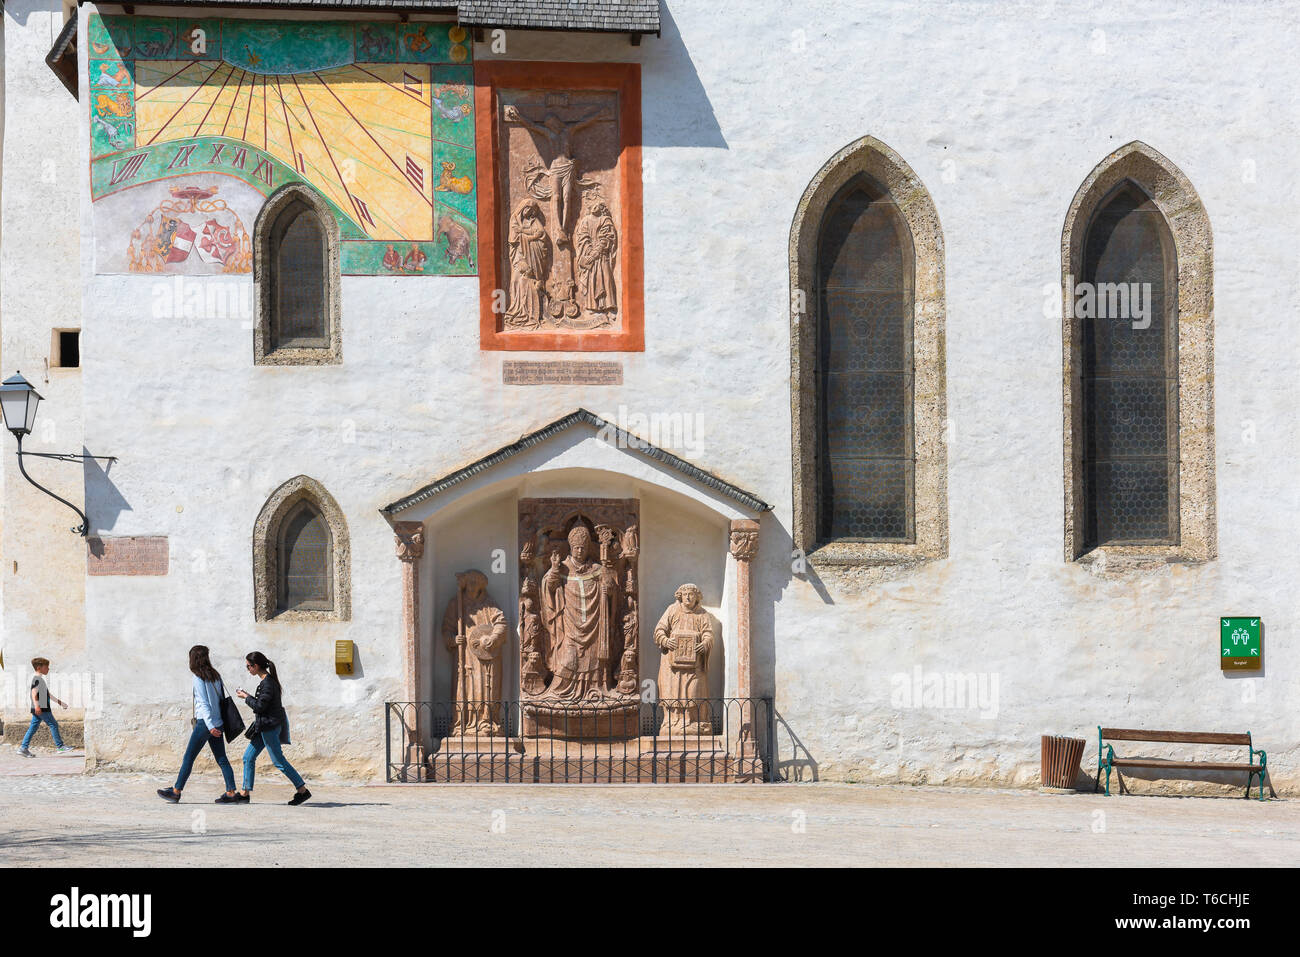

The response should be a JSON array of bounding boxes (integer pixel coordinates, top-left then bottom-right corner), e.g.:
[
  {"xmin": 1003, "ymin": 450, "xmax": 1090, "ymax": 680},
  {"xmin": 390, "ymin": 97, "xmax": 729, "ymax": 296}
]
[
  {"xmin": 502, "ymin": 360, "xmax": 623, "ymax": 385},
  {"xmin": 87, "ymin": 536, "xmax": 170, "ymax": 576}
]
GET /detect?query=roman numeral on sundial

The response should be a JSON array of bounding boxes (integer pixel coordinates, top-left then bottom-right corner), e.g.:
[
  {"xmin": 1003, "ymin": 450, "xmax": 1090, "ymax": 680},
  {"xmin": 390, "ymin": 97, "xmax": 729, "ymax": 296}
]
[
  {"xmin": 167, "ymin": 144, "xmax": 199, "ymax": 170},
  {"xmin": 251, "ymin": 158, "xmax": 274, "ymax": 187},
  {"xmin": 109, "ymin": 151, "xmax": 149, "ymax": 186}
]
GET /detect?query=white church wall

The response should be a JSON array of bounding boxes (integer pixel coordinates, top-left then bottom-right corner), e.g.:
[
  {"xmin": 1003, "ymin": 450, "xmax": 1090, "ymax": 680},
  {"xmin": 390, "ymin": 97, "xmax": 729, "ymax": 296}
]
[
  {"xmin": 52, "ymin": 1, "xmax": 1300, "ymax": 789},
  {"xmin": 0, "ymin": 0, "xmax": 86, "ymax": 733}
]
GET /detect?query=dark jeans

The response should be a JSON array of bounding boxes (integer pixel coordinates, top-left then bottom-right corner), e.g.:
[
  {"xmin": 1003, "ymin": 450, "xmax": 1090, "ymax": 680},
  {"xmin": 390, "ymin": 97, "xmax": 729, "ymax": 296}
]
[
  {"xmin": 22, "ymin": 711, "xmax": 65, "ymax": 749},
  {"xmin": 242, "ymin": 724, "xmax": 304, "ymax": 791},
  {"xmin": 174, "ymin": 720, "xmax": 236, "ymax": 792}
]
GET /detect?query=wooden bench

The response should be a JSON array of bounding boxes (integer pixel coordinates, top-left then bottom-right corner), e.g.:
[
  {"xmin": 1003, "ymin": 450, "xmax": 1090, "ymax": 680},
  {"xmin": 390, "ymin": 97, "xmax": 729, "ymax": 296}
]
[{"xmin": 1096, "ymin": 728, "xmax": 1269, "ymax": 800}]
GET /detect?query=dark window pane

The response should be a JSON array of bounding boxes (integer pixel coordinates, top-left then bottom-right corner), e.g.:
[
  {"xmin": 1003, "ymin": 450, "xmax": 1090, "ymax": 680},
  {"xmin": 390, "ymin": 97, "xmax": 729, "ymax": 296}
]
[
  {"xmin": 275, "ymin": 205, "xmax": 326, "ymax": 347},
  {"xmin": 1082, "ymin": 184, "xmax": 1178, "ymax": 545},
  {"xmin": 58, "ymin": 330, "xmax": 80, "ymax": 368},
  {"xmin": 281, "ymin": 505, "xmax": 330, "ymax": 610},
  {"xmin": 817, "ymin": 177, "xmax": 914, "ymax": 542}
]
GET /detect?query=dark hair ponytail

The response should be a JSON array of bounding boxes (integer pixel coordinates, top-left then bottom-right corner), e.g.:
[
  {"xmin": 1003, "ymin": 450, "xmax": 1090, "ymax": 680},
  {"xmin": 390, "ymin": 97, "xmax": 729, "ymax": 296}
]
[{"xmin": 246, "ymin": 651, "xmax": 281, "ymax": 693}]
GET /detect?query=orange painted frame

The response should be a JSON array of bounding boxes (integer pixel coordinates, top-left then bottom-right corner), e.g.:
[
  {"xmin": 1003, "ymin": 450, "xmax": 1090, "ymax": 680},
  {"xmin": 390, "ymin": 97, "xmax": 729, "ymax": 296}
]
[{"xmin": 474, "ymin": 61, "xmax": 644, "ymax": 352}]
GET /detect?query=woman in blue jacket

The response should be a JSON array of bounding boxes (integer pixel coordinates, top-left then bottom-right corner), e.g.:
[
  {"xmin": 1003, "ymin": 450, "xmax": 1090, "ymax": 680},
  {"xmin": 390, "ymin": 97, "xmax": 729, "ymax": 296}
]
[{"xmin": 156, "ymin": 645, "xmax": 239, "ymax": 804}]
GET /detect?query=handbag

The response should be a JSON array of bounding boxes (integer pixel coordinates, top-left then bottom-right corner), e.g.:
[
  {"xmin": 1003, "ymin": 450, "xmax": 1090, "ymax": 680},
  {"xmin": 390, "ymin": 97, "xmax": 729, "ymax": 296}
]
[{"xmin": 218, "ymin": 681, "xmax": 246, "ymax": 743}]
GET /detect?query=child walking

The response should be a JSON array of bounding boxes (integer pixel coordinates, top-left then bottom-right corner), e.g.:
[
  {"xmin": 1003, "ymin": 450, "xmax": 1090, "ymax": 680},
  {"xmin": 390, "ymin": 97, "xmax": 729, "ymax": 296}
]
[{"xmin": 19, "ymin": 657, "xmax": 76, "ymax": 757}]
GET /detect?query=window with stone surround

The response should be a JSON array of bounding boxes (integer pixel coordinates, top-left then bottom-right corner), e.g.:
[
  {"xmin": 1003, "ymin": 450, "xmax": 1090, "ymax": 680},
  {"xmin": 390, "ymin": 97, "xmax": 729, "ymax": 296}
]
[
  {"xmin": 790, "ymin": 136, "xmax": 948, "ymax": 566},
  {"xmin": 254, "ymin": 475, "xmax": 351, "ymax": 622},
  {"xmin": 254, "ymin": 184, "xmax": 341, "ymax": 365},
  {"xmin": 1062, "ymin": 142, "xmax": 1215, "ymax": 564}
]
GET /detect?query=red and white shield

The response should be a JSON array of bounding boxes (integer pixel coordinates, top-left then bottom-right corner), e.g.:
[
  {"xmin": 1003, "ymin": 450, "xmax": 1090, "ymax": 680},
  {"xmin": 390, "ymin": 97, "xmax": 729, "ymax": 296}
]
[{"xmin": 196, "ymin": 219, "xmax": 237, "ymax": 265}]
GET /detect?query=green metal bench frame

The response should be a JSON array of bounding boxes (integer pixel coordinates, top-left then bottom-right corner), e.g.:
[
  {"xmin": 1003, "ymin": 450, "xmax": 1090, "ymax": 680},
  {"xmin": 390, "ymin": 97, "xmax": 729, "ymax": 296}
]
[{"xmin": 1096, "ymin": 727, "xmax": 1268, "ymax": 801}]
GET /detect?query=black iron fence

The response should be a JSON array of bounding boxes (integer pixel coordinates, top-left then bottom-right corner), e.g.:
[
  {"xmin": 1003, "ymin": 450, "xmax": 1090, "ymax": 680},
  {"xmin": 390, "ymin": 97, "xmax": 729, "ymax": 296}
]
[{"xmin": 385, "ymin": 697, "xmax": 776, "ymax": 783}]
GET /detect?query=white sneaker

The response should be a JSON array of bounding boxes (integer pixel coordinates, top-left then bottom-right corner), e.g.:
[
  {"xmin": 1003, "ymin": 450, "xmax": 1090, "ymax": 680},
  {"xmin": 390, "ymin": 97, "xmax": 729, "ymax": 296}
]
[{"xmin": 55, "ymin": 745, "xmax": 76, "ymax": 754}]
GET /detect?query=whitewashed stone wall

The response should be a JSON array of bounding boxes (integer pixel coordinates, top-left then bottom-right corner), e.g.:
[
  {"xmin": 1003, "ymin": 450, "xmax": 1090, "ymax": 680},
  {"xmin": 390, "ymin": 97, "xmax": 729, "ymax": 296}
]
[
  {"xmin": 0, "ymin": 0, "xmax": 87, "ymax": 729},
  {"xmin": 4, "ymin": 0, "xmax": 1295, "ymax": 790}
]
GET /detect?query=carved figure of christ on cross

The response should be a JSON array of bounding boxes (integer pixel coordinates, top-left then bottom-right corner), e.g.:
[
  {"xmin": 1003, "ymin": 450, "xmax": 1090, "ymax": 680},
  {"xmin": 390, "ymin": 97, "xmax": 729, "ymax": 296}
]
[{"xmin": 503, "ymin": 101, "xmax": 615, "ymax": 243}]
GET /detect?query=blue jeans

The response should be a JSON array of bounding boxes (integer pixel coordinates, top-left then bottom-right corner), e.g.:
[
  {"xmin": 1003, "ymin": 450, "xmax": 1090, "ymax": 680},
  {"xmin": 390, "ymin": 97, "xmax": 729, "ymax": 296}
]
[
  {"xmin": 242, "ymin": 725, "xmax": 304, "ymax": 791},
  {"xmin": 22, "ymin": 711, "xmax": 65, "ymax": 749},
  {"xmin": 174, "ymin": 720, "xmax": 236, "ymax": 792}
]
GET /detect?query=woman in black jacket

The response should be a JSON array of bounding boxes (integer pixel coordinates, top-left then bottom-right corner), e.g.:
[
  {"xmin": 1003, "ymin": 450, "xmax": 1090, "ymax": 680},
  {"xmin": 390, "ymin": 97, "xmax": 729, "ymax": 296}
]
[{"xmin": 236, "ymin": 651, "xmax": 311, "ymax": 805}]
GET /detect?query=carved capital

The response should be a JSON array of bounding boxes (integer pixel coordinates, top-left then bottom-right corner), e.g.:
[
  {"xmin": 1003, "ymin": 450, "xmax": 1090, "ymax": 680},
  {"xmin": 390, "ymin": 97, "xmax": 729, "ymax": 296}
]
[
  {"xmin": 393, "ymin": 521, "xmax": 424, "ymax": 562},
  {"xmin": 729, "ymin": 519, "xmax": 760, "ymax": 562}
]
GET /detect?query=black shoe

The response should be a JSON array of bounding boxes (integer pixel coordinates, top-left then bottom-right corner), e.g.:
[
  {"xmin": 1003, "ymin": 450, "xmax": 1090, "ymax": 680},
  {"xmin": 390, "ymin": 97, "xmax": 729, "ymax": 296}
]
[
  {"xmin": 214, "ymin": 793, "xmax": 241, "ymax": 804},
  {"xmin": 234, "ymin": 792, "xmax": 251, "ymax": 804},
  {"xmin": 287, "ymin": 788, "xmax": 312, "ymax": 806},
  {"xmin": 156, "ymin": 788, "xmax": 181, "ymax": 804}
]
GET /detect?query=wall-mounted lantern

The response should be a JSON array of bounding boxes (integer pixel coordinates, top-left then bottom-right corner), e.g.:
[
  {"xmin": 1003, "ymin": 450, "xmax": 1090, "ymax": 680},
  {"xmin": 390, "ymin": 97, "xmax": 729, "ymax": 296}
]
[{"xmin": 0, "ymin": 371, "xmax": 116, "ymax": 537}]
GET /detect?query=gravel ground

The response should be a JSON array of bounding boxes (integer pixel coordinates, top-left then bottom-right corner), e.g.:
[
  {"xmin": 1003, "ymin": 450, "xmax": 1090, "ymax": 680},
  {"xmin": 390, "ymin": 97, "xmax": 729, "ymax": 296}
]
[{"xmin": 0, "ymin": 758, "xmax": 1295, "ymax": 867}]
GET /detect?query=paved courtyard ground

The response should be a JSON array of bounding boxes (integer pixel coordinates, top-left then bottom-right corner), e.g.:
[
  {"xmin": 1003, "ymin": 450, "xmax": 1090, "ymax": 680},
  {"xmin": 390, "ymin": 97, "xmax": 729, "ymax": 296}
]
[{"xmin": 1, "ymin": 747, "xmax": 1296, "ymax": 866}]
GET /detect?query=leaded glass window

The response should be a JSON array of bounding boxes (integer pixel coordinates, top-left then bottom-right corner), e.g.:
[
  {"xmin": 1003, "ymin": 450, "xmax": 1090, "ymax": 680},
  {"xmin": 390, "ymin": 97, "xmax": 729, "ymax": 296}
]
[
  {"xmin": 272, "ymin": 202, "xmax": 327, "ymax": 348},
  {"xmin": 816, "ymin": 175, "xmax": 914, "ymax": 543},
  {"xmin": 1081, "ymin": 182, "xmax": 1179, "ymax": 546},
  {"xmin": 278, "ymin": 501, "xmax": 332, "ymax": 612}
]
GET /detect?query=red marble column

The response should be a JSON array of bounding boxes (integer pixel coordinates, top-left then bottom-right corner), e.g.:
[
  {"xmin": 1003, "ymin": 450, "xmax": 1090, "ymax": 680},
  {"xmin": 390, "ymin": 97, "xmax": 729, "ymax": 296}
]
[
  {"xmin": 393, "ymin": 521, "xmax": 424, "ymax": 778},
  {"xmin": 729, "ymin": 518, "xmax": 761, "ymax": 777}
]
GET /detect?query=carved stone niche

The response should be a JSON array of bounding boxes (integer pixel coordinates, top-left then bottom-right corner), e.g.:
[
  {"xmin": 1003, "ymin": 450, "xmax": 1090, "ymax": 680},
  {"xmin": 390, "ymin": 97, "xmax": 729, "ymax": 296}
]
[{"xmin": 517, "ymin": 497, "xmax": 640, "ymax": 739}]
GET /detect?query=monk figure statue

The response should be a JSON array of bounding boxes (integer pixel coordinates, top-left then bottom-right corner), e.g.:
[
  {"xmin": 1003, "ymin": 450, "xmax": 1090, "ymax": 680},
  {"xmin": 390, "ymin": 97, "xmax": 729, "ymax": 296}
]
[
  {"xmin": 442, "ymin": 570, "xmax": 508, "ymax": 735},
  {"xmin": 653, "ymin": 583, "xmax": 715, "ymax": 735}
]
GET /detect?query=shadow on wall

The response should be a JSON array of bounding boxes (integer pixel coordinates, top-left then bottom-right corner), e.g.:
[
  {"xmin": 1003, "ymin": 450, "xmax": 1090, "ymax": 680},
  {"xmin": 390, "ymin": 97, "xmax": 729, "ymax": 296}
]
[
  {"xmin": 641, "ymin": 2, "xmax": 728, "ymax": 149},
  {"xmin": 773, "ymin": 710, "xmax": 818, "ymax": 782},
  {"xmin": 749, "ymin": 516, "xmax": 823, "ymax": 778},
  {"xmin": 83, "ymin": 450, "xmax": 131, "ymax": 535}
]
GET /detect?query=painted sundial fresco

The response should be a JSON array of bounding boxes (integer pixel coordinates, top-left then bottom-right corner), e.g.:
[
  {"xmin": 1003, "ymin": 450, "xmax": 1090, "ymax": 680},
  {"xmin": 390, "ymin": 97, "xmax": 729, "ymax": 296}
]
[{"xmin": 88, "ymin": 15, "xmax": 477, "ymax": 276}]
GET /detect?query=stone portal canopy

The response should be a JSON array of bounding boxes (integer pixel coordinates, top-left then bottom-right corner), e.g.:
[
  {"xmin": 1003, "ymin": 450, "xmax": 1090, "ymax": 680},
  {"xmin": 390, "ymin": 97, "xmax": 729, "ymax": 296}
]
[{"xmin": 380, "ymin": 408, "xmax": 770, "ymax": 521}]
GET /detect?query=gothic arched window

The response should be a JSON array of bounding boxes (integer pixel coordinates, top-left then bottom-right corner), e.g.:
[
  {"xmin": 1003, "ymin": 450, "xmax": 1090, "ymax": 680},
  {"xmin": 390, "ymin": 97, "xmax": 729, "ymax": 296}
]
[
  {"xmin": 254, "ymin": 184, "xmax": 341, "ymax": 364},
  {"xmin": 277, "ymin": 500, "xmax": 332, "ymax": 612},
  {"xmin": 273, "ymin": 202, "xmax": 327, "ymax": 348},
  {"xmin": 817, "ymin": 175, "xmax": 914, "ymax": 542},
  {"xmin": 1062, "ymin": 142, "xmax": 1215, "ymax": 563},
  {"xmin": 790, "ymin": 136, "xmax": 948, "ymax": 566},
  {"xmin": 254, "ymin": 475, "xmax": 351, "ymax": 622},
  {"xmin": 1080, "ymin": 182, "xmax": 1178, "ymax": 546}
]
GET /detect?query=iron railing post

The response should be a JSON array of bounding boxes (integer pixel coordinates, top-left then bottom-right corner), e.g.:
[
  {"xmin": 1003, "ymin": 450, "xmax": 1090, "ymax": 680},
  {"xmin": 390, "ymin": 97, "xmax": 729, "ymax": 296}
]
[{"xmin": 384, "ymin": 702, "xmax": 392, "ymax": 783}]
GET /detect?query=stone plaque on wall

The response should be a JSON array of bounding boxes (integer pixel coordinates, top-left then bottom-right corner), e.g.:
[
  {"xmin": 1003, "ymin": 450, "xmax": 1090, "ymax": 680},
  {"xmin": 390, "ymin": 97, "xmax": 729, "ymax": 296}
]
[
  {"xmin": 476, "ymin": 62, "xmax": 643, "ymax": 352},
  {"xmin": 87, "ymin": 536, "xmax": 170, "ymax": 576},
  {"xmin": 502, "ymin": 360, "xmax": 623, "ymax": 385}
]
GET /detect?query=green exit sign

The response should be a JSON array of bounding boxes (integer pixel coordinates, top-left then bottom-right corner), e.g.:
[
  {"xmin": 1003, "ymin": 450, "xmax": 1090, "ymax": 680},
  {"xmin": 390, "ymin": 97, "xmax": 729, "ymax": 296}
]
[{"xmin": 1221, "ymin": 617, "xmax": 1262, "ymax": 670}]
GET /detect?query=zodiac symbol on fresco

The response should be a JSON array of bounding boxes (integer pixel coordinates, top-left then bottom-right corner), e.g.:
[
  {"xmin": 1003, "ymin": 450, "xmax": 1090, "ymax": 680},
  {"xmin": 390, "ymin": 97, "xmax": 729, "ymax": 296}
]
[
  {"xmin": 95, "ymin": 92, "xmax": 133, "ymax": 118},
  {"xmin": 404, "ymin": 26, "xmax": 432, "ymax": 53},
  {"xmin": 92, "ymin": 113, "xmax": 135, "ymax": 151},
  {"xmin": 437, "ymin": 214, "xmax": 474, "ymax": 270},
  {"xmin": 433, "ymin": 92, "xmax": 472, "ymax": 124},
  {"xmin": 435, "ymin": 161, "xmax": 473, "ymax": 194},
  {"xmin": 93, "ymin": 62, "xmax": 131, "ymax": 87},
  {"xmin": 381, "ymin": 243, "xmax": 430, "ymax": 274},
  {"xmin": 134, "ymin": 27, "xmax": 174, "ymax": 58},
  {"xmin": 357, "ymin": 25, "xmax": 393, "ymax": 60}
]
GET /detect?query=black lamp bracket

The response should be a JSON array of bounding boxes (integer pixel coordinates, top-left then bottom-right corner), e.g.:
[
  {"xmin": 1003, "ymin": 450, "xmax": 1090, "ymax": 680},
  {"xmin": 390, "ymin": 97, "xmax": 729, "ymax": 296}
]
[{"xmin": 13, "ymin": 434, "xmax": 117, "ymax": 537}]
